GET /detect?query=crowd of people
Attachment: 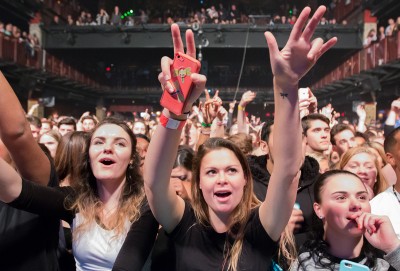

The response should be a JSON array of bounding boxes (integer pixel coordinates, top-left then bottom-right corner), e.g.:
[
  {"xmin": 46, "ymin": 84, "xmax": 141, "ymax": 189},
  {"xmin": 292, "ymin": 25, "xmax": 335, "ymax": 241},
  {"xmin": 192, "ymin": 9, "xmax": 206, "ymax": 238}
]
[
  {"xmin": 0, "ymin": 20, "xmax": 40, "ymax": 56},
  {"xmin": 49, "ymin": 1, "xmax": 342, "ymax": 27},
  {"xmin": 1, "ymin": 5, "xmax": 400, "ymax": 271}
]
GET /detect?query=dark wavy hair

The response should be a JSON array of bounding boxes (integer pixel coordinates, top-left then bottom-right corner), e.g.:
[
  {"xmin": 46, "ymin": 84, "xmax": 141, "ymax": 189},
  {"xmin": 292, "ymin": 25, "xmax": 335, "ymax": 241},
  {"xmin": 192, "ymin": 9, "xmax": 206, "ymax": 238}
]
[
  {"xmin": 298, "ymin": 170, "xmax": 382, "ymax": 270},
  {"xmin": 67, "ymin": 117, "xmax": 145, "ymax": 238}
]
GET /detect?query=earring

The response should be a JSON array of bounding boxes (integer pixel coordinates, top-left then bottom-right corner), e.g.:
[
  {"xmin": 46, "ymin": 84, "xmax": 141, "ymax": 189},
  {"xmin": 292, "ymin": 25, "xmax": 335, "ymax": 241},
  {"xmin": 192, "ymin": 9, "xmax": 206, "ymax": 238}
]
[{"xmin": 319, "ymin": 216, "xmax": 324, "ymax": 219}]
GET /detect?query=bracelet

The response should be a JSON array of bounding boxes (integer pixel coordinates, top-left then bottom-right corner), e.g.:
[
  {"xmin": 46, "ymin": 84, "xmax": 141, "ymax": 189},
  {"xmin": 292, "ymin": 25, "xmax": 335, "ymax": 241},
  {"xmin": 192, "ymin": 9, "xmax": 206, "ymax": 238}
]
[
  {"xmin": 238, "ymin": 105, "xmax": 245, "ymax": 111},
  {"xmin": 160, "ymin": 113, "xmax": 186, "ymax": 130},
  {"xmin": 201, "ymin": 122, "xmax": 212, "ymax": 128}
]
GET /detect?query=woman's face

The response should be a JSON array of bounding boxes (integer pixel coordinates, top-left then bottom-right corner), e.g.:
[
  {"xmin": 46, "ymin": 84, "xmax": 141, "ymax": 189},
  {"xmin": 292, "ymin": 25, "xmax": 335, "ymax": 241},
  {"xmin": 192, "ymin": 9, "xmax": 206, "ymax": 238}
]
[
  {"xmin": 89, "ymin": 124, "xmax": 132, "ymax": 183},
  {"xmin": 133, "ymin": 122, "xmax": 146, "ymax": 135},
  {"xmin": 39, "ymin": 134, "xmax": 59, "ymax": 158},
  {"xmin": 170, "ymin": 166, "xmax": 192, "ymax": 200},
  {"xmin": 343, "ymin": 152, "xmax": 377, "ymax": 190},
  {"xmin": 199, "ymin": 149, "xmax": 246, "ymax": 217},
  {"xmin": 314, "ymin": 174, "xmax": 370, "ymax": 238}
]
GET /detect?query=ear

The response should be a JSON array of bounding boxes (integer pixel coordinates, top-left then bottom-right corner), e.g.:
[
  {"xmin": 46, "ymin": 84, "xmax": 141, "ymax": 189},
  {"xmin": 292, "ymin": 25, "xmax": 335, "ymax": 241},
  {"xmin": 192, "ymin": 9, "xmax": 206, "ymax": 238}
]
[
  {"xmin": 313, "ymin": 202, "xmax": 324, "ymax": 219},
  {"xmin": 386, "ymin": 152, "xmax": 396, "ymax": 168},
  {"xmin": 259, "ymin": 140, "xmax": 269, "ymax": 154}
]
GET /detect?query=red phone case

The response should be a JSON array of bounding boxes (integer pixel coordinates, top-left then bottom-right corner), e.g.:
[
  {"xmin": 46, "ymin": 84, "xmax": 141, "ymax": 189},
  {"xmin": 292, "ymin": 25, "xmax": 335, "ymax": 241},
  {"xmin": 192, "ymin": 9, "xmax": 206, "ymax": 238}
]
[{"xmin": 160, "ymin": 52, "xmax": 201, "ymax": 115}]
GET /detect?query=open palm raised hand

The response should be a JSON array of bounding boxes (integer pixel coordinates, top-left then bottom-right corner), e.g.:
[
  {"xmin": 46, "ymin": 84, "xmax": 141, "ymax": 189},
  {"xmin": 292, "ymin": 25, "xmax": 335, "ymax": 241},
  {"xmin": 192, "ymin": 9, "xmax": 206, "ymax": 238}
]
[{"xmin": 265, "ymin": 6, "xmax": 337, "ymax": 89}]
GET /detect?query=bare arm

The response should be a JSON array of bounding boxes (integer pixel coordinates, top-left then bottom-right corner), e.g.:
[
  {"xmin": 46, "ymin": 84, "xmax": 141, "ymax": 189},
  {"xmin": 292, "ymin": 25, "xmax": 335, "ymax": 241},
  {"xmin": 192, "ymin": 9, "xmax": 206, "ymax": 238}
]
[
  {"xmin": 237, "ymin": 90, "xmax": 256, "ymax": 133},
  {"xmin": 259, "ymin": 6, "xmax": 337, "ymax": 241},
  {"xmin": 144, "ymin": 24, "xmax": 207, "ymax": 233},
  {"xmin": 0, "ymin": 158, "xmax": 23, "ymax": 203},
  {"xmin": 0, "ymin": 72, "xmax": 50, "ymax": 185}
]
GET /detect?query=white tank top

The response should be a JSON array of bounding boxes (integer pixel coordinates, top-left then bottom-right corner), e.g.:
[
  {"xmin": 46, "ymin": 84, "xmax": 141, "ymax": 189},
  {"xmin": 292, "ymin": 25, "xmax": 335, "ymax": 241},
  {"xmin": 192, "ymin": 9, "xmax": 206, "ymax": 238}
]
[{"xmin": 72, "ymin": 213, "xmax": 131, "ymax": 271}]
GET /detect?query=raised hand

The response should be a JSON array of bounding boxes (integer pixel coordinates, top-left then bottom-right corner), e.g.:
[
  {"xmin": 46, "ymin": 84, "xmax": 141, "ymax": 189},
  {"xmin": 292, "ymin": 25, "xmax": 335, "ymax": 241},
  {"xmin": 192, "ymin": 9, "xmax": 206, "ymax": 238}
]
[
  {"xmin": 239, "ymin": 90, "xmax": 257, "ymax": 107},
  {"xmin": 265, "ymin": 6, "xmax": 337, "ymax": 89},
  {"xmin": 199, "ymin": 89, "xmax": 222, "ymax": 124},
  {"xmin": 158, "ymin": 24, "xmax": 207, "ymax": 115}
]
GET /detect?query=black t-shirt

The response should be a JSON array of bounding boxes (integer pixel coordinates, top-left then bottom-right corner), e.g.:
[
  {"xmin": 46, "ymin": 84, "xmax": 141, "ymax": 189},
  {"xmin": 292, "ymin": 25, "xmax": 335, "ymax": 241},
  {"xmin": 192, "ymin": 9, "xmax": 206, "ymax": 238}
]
[
  {"xmin": 168, "ymin": 202, "xmax": 278, "ymax": 271},
  {"xmin": 0, "ymin": 161, "xmax": 60, "ymax": 271}
]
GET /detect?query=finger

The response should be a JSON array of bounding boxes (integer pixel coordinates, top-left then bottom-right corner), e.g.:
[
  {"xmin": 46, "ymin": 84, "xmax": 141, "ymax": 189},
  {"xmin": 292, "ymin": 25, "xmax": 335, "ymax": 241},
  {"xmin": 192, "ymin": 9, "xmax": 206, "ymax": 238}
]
[
  {"xmin": 302, "ymin": 6, "xmax": 327, "ymax": 41},
  {"xmin": 264, "ymin": 31, "xmax": 279, "ymax": 59},
  {"xmin": 316, "ymin": 37, "xmax": 338, "ymax": 60},
  {"xmin": 204, "ymin": 88, "xmax": 211, "ymax": 100},
  {"xmin": 288, "ymin": 6, "xmax": 312, "ymax": 41},
  {"xmin": 171, "ymin": 24, "xmax": 184, "ymax": 55},
  {"xmin": 161, "ymin": 56, "xmax": 173, "ymax": 80},
  {"xmin": 213, "ymin": 90, "xmax": 219, "ymax": 99},
  {"xmin": 307, "ymin": 37, "xmax": 324, "ymax": 60},
  {"xmin": 192, "ymin": 73, "xmax": 208, "ymax": 97},
  {"xmin": 185, "ymin": 29, "xmax": 196, "ymax": 58}
]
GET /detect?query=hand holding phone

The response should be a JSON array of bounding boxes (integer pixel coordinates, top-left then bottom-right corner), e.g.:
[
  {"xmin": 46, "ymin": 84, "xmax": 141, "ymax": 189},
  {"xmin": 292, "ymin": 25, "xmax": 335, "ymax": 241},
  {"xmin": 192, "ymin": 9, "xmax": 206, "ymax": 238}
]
[
  {"xmin": 160, "ymin": 52, "xmax": 201, "ymax": 115},
  {"xmin": 339, "ymin": 260, "xmax": 369, "ymax": 271}
]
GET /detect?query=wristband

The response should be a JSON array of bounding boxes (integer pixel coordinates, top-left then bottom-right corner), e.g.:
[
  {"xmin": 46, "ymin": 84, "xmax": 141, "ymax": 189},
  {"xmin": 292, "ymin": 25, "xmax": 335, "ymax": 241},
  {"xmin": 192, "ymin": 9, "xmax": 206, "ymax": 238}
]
[
  {"xmin": 160, "ymin": 113, "xmax": 186, "ymax": 130},
  {"xmin": 201, "ymin": 122, "xmax": 212, "ymax": 128},
  {"xmin": 238, "ymin": 105, "xmax": 245, "ymax": 111}
]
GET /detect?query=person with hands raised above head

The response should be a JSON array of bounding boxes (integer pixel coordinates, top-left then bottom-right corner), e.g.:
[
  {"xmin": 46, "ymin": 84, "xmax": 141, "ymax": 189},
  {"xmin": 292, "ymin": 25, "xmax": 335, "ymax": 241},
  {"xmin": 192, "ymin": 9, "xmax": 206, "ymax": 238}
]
[
  {"xmin": 144, "ymin": 6, "xmax": 337, "ymax": 270},
  {"xmin": 292, "ymin": 170, "xmax": 400, "ymax": 270}
]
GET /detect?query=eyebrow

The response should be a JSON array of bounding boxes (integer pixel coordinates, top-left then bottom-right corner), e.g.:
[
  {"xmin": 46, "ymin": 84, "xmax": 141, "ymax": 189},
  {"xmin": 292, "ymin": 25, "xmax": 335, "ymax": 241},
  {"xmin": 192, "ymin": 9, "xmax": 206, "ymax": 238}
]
[
  {"xmin": 92, "ymin": 136, "xmax": 129, "ymax": 142},
  {"xmin": 331, "ymin": 191, "xmax": 368, "ymax": 195}
]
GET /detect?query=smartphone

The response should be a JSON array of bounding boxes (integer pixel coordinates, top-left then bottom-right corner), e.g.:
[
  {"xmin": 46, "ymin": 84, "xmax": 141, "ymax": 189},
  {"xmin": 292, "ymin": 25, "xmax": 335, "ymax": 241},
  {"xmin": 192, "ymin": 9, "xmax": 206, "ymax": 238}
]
[
  {"xmin": 160, "ymin": 52, "xmax": 201, "ymax": 115},
  {"xmin": 339, "ymin": 260, "xmax": 369, "ymax": 271},
  {"xmin": 298, "ymin": 87, "xmax": 309, "ymax": 100}
]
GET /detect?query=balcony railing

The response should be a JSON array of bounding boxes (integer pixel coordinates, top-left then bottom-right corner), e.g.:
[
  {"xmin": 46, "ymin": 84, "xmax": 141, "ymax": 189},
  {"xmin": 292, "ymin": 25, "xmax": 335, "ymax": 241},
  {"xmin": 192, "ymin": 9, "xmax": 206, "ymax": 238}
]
[
  {"xmin": 0, "ymin": 33, "xmax": 101, "ymax": 90},
  {"xmin": 312, "ymin": 31, "xmax": 400, "ymax": 90}
]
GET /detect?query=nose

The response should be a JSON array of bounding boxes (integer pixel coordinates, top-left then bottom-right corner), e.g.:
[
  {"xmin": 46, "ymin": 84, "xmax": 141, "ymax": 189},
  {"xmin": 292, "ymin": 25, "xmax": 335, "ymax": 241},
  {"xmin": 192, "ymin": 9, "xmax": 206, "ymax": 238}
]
[
  {"xmin": 216, "ymin": 172, "xmax": 227, "ymax": 185},
  {"xmin": 357, "ymin": 166, "xmax": 367, "ymax": 175},
  {"xmin": 349, "ymin": 196, "xmax": 362, "ymax": 211},
  {"xmin": 103, "ymin": 142, "xmax": 113, "ymax": 153}
]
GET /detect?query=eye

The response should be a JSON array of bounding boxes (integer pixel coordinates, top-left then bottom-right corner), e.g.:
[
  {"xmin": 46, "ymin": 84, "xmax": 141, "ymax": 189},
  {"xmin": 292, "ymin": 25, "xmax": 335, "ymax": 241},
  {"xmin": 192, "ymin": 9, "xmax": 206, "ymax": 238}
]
[
  {"xmin": 206, "ymin": 169, "xmax": 217, "ymax": 176},
  {"xmin": 93, "ymin": 140, "xmax": 103, "ymax": 145},
  {"xmin": 116, "ymin": 142, "xmax": 126, "ymax": 147},
  {"xmin": 336, "ymin": 195, "xmax": 346, "ymax": 200},
  {"xmin": 227, "ymin": 167, "xmax": 238, "ymax": 174}
]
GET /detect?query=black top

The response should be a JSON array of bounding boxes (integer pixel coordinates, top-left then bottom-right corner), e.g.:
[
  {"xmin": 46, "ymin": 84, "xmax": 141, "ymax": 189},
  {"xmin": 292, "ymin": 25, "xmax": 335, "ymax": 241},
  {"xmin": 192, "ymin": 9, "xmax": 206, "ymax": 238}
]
[
  {"xmin": 0, "ymin": 160, "xmax": 60, "ymax": 271},
  {"xmin": 8, "ymin": 178, "xmax": 158, "ymax": 271},
  {"xmin": 168, "ymin": 202, "xmax": 278, "ymax": 271}
]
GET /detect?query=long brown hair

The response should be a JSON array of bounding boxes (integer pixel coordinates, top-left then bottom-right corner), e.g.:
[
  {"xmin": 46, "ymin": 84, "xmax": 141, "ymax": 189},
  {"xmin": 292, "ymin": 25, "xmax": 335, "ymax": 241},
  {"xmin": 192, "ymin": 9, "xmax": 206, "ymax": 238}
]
[
  {"xmin": 68, "ymin": 118, "xmax": 145, "ymax": 238},
  {"xmin": 55, "ymin": 131, "xmax": 89, "ymax": 186},
  {"xmin": 191, "ymin": 138, "xmax": 260, "ymax": 271}
]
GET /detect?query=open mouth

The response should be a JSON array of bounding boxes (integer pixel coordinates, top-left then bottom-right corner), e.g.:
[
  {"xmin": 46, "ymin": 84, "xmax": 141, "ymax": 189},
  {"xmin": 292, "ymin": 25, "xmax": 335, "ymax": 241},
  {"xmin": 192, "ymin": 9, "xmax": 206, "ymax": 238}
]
[
  {"xmin": 214, "ymin": 191, "xmax": 232, "ymax": 198},
  {"xmin": 100, "ymin": 158, "xmax": 116, "ymax": 166}
]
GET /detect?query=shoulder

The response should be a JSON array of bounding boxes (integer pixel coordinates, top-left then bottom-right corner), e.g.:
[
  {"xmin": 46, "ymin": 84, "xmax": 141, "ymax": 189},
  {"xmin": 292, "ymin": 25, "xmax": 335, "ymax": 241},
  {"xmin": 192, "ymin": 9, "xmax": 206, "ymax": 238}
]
[{"xmin": 371, "ymin": 187, "xmax": 397, "ymax": 209}]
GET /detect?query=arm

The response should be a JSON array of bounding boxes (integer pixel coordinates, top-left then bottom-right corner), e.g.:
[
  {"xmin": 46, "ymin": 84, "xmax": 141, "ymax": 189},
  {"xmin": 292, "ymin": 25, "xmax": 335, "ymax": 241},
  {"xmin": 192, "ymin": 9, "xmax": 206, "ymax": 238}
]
[
  {"xmin": 226, "ymin": 100, "xmax": 236, "ymax": 130},
  {"xmin": 197, "ymin": 90, "xmax": 222, "ymax": 148},
  {"xmin": 237, "ymin": 90, "xmax": 256, "ymax": 133},
  {"xmin": 0, "ymin": 72, "xmax": 50, "ymax": 185},
  {"xmin": 356, "ymin": 104, "xmax": 367, "ymax": 133},
  {"xmin": 385, "ymin": 99, "xmax": 400, "ymax": 126},
  {"xmin": 112, "ymin": 204, "xmax": 159, "ymax": 271},
  {"xmin": 259, "ymin": 6, "xmax": 337, "ymax": 241},
  {"xmin": 144, "ymin": 24, "xmax": 206, "ymax": 233}
]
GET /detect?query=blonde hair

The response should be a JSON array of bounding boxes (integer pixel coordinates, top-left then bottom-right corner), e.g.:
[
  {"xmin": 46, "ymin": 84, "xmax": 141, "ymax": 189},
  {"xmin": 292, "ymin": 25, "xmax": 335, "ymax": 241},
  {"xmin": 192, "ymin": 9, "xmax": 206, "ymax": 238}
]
[
  {"xmin": 191, "ymin": 138, "xmax": 260, "ymax": 271},
  {"xmin": 339, "ymin": 146, "xmax": 388, "ymax": 195}
]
